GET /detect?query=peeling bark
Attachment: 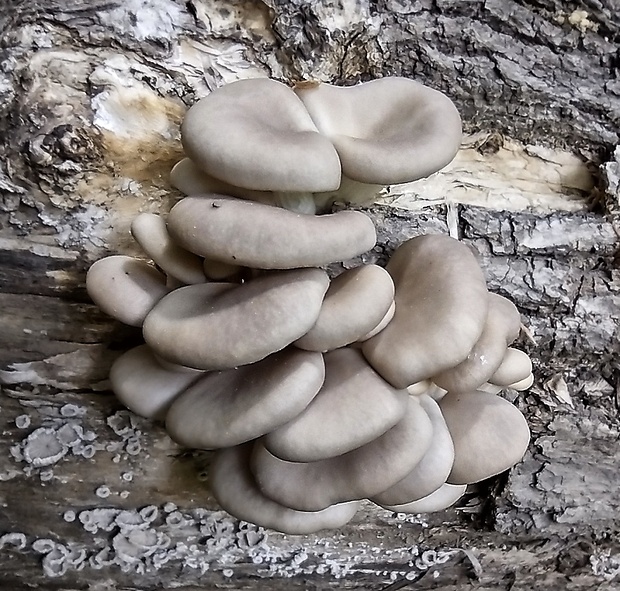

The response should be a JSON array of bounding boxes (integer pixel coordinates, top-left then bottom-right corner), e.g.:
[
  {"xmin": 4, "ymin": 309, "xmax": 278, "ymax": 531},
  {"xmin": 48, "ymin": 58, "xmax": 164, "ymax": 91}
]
[{"xmin": 1, "ymin": 0, "xmax": 620, "ymax": 588}]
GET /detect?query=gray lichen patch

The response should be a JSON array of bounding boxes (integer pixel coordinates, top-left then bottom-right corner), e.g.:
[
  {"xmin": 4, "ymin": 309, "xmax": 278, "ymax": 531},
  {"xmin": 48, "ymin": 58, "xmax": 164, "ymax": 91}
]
[
  {"xmin": 22, "ymin": 427, "xmax": 68, "ymax": 468},
  {"xmin": 21, "ymin": 501, "xmax": 460, "ymax": 580}
]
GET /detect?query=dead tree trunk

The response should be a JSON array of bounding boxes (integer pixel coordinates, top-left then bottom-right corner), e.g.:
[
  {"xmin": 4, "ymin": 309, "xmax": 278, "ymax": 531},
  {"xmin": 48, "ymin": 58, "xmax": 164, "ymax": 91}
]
[{"xmin": 1, "ymin": 0, "xmax": 619, "ymax": 588}]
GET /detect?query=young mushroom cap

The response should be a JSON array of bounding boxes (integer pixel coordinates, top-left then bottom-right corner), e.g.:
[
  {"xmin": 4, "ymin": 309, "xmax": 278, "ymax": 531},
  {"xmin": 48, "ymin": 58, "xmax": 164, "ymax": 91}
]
[
  {"xmin": 86, "ymin": 255, "xmax": 170, "ymax": 327},
  {"xmin": 143, "ymin": 269, "xmax": 329, "ymax": 370},
  {"xmin": 264, "ymin": 348, "xmax": 409, "ymax": 462},
  {"xmin": 295, "ymin": 265, "xmax": 395, "ymax": 352},
  {"xmin": 251, "ymin": 396, "xmax": 433, "ymax": 512},
  {"xmin": 371, "ymin": 394, "xmax": 454, "ymax": 506},
  {"xmin": 170, "ymin": 157, "xmax": 276, "ymax": 205},
  {"xmin": 167, "ymin": 195, "xmax": 377, "ymax": 270},
  {"xmin": 181, "ymin": 78, "xmax": 342, "ymax": 192},
  {"xmin": 509, "ymin": 373, "xmax": 534, "ymax": 391},
  {"xmin": 439, "ymin": 390, "xmax": 530, "ymax": 485},
  {"xmin": 131, "ymin": 213, "xmax": 206, "ymax": 285},
  {"xmin": 110, "ymin": 345, "xmax": 204, "ymax": 420},
  {"xmin": 377, "ymin": 483, "xmax": 467, "ymax": 514},
  {"xmin": 434, "ymin": 293, "xmax": 521, "ymax": 392},
  {"xmin": 165, "ymin": 348, "xmax": 325, "ymax": 449},
  {"xmin": 362, "ymin": 235, "xmax": 489, "ymax": 388},
  {"xmin": 210, "ymin": 443, "xmax": 360, "ymax": 535},
  {"xmin": 294, "ymin": 77, "xmax": 462, "ymax": 185},
  {"xmin": 488, "ymin": 347, "xmax": 533, "ymax": 387}
]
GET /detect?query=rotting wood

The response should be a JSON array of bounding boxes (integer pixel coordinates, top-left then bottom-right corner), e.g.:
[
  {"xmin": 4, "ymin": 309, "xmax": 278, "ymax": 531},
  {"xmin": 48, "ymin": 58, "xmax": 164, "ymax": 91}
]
[{"xmin": 1, "ymin": 0, "xmax": 620, "ymax": 588}]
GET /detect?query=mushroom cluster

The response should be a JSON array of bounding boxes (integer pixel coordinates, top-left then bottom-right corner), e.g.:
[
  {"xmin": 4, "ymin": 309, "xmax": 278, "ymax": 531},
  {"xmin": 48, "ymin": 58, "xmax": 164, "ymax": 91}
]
[{"xmin": 87, "ymin": 77, "xmax": 533, "ymax": 535}]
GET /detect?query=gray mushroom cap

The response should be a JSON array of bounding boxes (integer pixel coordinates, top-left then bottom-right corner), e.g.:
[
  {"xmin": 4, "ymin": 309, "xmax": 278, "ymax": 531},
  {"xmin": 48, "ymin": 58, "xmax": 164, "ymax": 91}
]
[
  {"xmin": 181, "ymin": 78, "xmax": 342, "ymax": 192},
  {"xmin": 434, "ymin": 292, "xmax": 521, "ymax": 392},
  {"xmin": 131, "ymin": 213, "xmax": 206, "ymax": 285},
  {"xmin": 86, "ymin": 255, "xmax": 170, "ymax": 327},
  {"xmin": 439, "ymin": 390, "xmax": 530, "ymax": 485},
  {"xmin": 363, "ymin": 235, "xmax": 489, "ymax": 388},
  {"xmin": 371, "ymin": 394, "xmax": 454, "ymax": 506},
  {"xmin": 251, "ymin": 396, "xmax": 433, "ymax": 512},
  {"xmin": 143, "ymin": 269, "xmax": 329, "ymax": 370},
  {"xmin": 210, "ymin": 443, "xmax": 360, "ymax": 535},
  {"xmin": 170, "ymin": 157, "xmax": 276, "ymax": 205},
  {"xmin": 295, "ymin": 265, "xmax": 395, "ymax": 352},
  {"xmin": 295, "ymin": 77, "xmax": 462, "ymax": 185},
  {"xmin": 167, "ymin": 195, "xmax": 377, "ymax": 270},
  {"xmin": 110, "ymin": 345, "xmax": 203, "ymax": 420},
  {"xmin": 264, "ymin": 347, "xmax": 409, "ymax": 462},
  {"xmin": 489, "ymin": 347, "xmax": 533, "ymax": 387},
  {"xmin": 165, "ymin": 348, "xmax": 325, "ymax": 449},
  {"xmin": 377, "ymin": 483, "xmax": 467, "ymax": 514}
]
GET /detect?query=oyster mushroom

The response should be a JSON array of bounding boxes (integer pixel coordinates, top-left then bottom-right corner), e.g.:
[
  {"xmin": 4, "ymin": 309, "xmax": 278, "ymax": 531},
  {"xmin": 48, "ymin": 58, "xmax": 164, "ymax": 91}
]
[
  {"xmin": 181, "ymin": 78, "xmax": 341, "ymax": 193},
  {"xmin": 264, "ymin": 347, "xmax": 408, "ymax": 462},
  {"xmin": 251, "ymin": 396, "xmax": 433, "ymax": 512},
  {"xmin": 167, "ymin": 195, "xmax": 377, "ymax": 270},
  {"xmin": 142, "ymin": 269, "xmax": 329, "ymax": 370},
  {"xmin": 377, "ymin": 483, "xmax": 467, "ymax": 514},
  {"xmin": 165, "ymin": 348, "xmax": 325, "ymax": 449},
  {"xmin": 489, "ymin": 347, "xmax": 533, "ymax": 387},
  {"xmin": 294, "ymin": 77, "xmax": 462, "ymax": 185},
  {"xmin": 110, "ymin": 345, "xmax": 203, "ymax": 420},
  {"xmin": 433, "ymin": 293, "xmax": 521, "ymax": 392},
  {"xmin": 371, "ymin": 394, "xmax": 454, "ymax": 506},
  {"xmin": 210, "ymin": 443, "xmax": 360, "ymax": 534},
  {"xmin": 295, "ymin": 265, "xmax": 394, "ymax": 352},
  {"xmin": 439, "ymin": 390, "xmax": 530, "ymax": 485},
  {"xmin": 131, "ymin": 213, "xmax": 206, "ymax": 285},
  {"xmin": 363, "ymin": 234, "xmax": 489, "ymax": 388},
  {"xmin": 86, "ymin": 255, "xmax": 169, "ymax": 327}
]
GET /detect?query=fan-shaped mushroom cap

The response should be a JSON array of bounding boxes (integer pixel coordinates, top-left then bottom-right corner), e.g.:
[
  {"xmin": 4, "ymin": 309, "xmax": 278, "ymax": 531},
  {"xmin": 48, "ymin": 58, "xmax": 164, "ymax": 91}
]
[
  {"xmin": 434, "ymin": 293, "xmax": 521, "ymax": 392},
  {"xmin": 110, "ymin": 345, "xmax": 203, "ymax": 420},
  {"xmin": 210, "ymin": 443, "xmax": 360, "ymax": 534},
  {"xmin": 165, "ymin": 348, "xmax": 325, "ymax": 449},
  {"xmin": 358, "ymin": 300, "xmax": 396, "ymax": 342},
  {"xmin": 251, "ymin": 396, "xmax": 433, "ymax": 512},
  {"xmin": 167, "ymin": 195, "xmax": 377, "ymax": 270},
  {"xmin": 377, "ymin": 483, "xmax": 467, "ymax": 514},
  {"xmin": 371, "ymin": 394, "xmax": 454, "ymax": 506},
  {"xmin": 363, "ymin": 235, "xmax": 489, "ymax": 388},
  {"xmin": 143, "ymin": 269, "xmax": 329, "ymax": 370},
  {"xmin": 295, "ymin": 265, "xmax": 394, "ymax": 352},
  {"xmin": 170, "ymin": 158, "xmax": 276, "ymax": 204},
  {"xmin": 86, "ymin": 255, "xmax": 170, "ymax": 327},
  {"xmin": 489, "ymin": 348, "xmax": 533, "ymax": 387},
  {"xmin": 264, "ymin": 348, "xmax": 408, "ymax": 462},
  {"xmin": 181, "ymin": 78, "xmax": 341, "ymax": 192},
  {"xmin": 294, "ymin": 77, "xmax": 462, "ymax": 185},
  {"xmin": 439, "ymin": 391, "xmax": 530, "ymax": 485},
  {"xmin": 130, "ymin": 213, "xmax": 205, "ymax": 285}
]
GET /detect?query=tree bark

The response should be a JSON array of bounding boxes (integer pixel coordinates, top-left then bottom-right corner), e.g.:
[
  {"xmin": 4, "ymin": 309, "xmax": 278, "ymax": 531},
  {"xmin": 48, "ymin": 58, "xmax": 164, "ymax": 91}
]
[{"xmin": 1, "ymin": 0, "xmax": 620, "ymax": 588}]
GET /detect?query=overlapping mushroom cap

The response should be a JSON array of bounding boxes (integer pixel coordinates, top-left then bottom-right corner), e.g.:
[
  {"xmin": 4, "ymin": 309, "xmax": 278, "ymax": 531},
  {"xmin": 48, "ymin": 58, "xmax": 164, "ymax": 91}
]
[
  {"xmin": 294, "ymin": 77, "xmax": 462, "ymax": 185},
  {"xmin": 181, "ymin": 78, "xmax": 342, "ymax": 193},
  {"xmin": 363, "ymin": 234, "xmax": 489, "ymax": 388}
]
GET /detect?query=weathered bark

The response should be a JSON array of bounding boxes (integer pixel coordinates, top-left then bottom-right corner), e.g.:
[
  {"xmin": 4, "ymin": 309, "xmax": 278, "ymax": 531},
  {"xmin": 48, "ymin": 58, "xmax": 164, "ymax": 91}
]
[{"xmin": 1, "ymin": 0, "xmax": 620, "ymax": 588}]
